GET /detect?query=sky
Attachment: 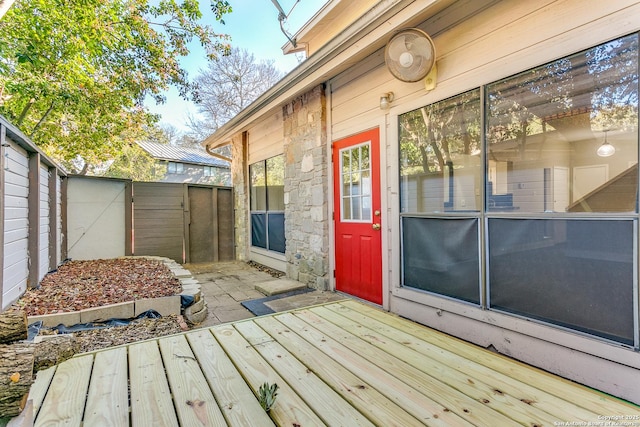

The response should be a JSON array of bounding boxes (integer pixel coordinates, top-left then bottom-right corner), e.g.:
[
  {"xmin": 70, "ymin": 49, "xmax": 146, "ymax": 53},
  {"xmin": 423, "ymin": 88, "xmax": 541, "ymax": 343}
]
[{"xmin": 146, "ymin": 0, "xmax": 325, "ymax": 133}]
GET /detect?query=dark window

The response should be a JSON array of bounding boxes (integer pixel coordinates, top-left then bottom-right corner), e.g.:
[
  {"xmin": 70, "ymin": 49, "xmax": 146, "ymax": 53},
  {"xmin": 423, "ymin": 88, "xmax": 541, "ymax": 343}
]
[
  {"xmin": 402, "ymin": 217, "xmax": 480, "ymax": 304},
  {"xmin": 488, "ymin": 218, "xmax": 634, "ymax": 345}
]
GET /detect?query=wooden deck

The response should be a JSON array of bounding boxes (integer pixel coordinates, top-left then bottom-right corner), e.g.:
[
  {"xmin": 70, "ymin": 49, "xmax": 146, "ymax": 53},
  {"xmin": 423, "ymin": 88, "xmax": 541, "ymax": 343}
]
[{"xmin": 29, "ymin": 300, "xmax": 639, "ymax": 426}]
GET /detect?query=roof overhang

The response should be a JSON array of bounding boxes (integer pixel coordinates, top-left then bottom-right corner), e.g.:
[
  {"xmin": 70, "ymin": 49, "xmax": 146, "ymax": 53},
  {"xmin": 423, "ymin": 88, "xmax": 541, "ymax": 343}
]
[{"xmin": 203, "ymin": 0, "xmax": 452, "ymax": 152}]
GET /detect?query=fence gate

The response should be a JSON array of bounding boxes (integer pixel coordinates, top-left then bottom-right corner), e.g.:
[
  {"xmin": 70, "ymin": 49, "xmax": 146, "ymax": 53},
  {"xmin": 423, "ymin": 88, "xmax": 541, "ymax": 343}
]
[{"xmin": 132, "ymin": 183, "xmax": 234, "ymax": 263}]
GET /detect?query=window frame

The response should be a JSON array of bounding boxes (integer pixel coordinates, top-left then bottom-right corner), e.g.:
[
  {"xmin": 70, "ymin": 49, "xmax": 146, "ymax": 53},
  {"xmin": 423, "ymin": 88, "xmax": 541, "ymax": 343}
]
[{"xmin": 396, "ymin": 32, "xmax": 640, "ymax": 348}]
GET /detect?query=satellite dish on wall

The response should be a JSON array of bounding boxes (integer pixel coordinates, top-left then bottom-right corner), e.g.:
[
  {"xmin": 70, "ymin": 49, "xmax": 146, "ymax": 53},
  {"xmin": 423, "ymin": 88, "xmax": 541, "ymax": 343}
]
[{"xmin": 385, "ymin": 28, "xmax": 437, "ymax": 87}]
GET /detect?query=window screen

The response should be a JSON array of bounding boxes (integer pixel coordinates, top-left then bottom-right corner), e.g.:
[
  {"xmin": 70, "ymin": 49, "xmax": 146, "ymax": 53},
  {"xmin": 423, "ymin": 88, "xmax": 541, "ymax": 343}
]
[
  {"xmin": 488, "ymin": 218, "xmax": 634, "ymax": 345},
  {"xmin": 402, "ymin": 217, "xmax": 480, "ymax": 304}
]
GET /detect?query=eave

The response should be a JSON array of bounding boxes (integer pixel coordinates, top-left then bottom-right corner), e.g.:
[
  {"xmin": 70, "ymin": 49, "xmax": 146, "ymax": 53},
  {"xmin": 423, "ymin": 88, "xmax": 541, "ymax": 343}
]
[{"xmin": 203, "ymin": 0, "xmax": 452, "ymax": 152}]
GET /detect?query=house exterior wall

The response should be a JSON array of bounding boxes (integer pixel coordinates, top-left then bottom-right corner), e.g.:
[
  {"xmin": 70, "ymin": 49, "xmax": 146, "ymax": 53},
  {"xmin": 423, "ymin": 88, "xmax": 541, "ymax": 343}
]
[
  {"xmin": 206, "ymin": 0, "xmax": 640, "ymax": 403},
  {"xmin": 245, "ymin": 108, "xmax": 287, "ymax": 270},
  {"xmin": 325, "ymin": 0, "xmax": 640, "ymax": 403},
  {"xmin": 230, "ymin": 133, "xmax": 249, "ymax": 262}
]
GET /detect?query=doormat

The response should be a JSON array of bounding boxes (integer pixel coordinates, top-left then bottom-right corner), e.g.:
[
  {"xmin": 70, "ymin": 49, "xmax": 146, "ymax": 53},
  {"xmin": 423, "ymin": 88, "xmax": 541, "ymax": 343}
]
[{"xmin": 241, "ymin": 287, "xmax": 315, "ymax": 316}]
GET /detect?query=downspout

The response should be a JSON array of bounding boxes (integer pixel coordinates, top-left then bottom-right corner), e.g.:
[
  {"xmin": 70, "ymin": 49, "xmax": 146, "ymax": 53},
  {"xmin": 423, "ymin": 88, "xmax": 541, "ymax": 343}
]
[{"xmin": 205, "ymin": 144, "xmax": 232, "ymax": 163}]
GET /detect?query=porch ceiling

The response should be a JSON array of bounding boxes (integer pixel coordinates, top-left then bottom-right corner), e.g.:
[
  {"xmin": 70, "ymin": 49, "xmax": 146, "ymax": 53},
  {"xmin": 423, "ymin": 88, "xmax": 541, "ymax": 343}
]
[{"xmin": 30, "ymin": 300, "xmax": 638, "ymax": 425}]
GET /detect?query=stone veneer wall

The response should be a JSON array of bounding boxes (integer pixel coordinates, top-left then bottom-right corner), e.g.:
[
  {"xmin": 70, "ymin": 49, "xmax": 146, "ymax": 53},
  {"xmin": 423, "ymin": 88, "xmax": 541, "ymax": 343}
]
[
  {"xmin": 282, "ymin": 85, "xmax": 329, "ymax": 289},
  {"xmin": 230, "ymin": 133, "xmax": 249, "ymax": 261}
]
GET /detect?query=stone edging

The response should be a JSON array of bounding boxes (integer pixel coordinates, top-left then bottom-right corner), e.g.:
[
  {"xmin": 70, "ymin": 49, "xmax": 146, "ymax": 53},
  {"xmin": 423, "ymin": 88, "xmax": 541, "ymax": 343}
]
[{"xmin": 27, "ymin": 256, "xmax": 208, "ymax": 327}]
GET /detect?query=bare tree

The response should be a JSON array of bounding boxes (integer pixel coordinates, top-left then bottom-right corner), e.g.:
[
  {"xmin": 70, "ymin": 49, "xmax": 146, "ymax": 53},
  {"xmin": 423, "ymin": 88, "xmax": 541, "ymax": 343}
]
[{"xmin": 188, "ymin": 47, "xmax": 284, "ymax": 137}]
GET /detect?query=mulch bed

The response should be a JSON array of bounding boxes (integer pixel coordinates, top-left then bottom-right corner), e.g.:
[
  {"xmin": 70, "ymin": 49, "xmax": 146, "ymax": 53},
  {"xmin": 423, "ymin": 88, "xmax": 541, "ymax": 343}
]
[
  {"xmin": 12, "ymin": 258, "xmax": 182, "ymax": 316},
  {"xmin": 8, "ymin": 258, "xmax": 186, "ymax": 353}
]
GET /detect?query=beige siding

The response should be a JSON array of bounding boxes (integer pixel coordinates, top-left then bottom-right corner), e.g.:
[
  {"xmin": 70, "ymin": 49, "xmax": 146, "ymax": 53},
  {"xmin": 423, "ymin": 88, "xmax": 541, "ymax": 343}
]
[
  {"xmin": 330, "ymin": 0, "xmax": 640, "ymax": 139},
  {"xmin": 247, "ymin": 111, "xmax": 284, "ymax": 164}
]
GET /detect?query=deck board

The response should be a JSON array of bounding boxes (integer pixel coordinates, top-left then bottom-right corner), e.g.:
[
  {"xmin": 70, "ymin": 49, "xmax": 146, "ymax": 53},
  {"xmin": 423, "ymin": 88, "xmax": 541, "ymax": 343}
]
[
  {"xmin": 319, "ymin": 303, "xmax": 566, "ymax": 424},
  {"xmin": 28, "ymin": 365, "xmax": 56, "ymax": 419},
  {"xmin": 324, "ymin": 302, "xmax": 594, "ymax": 421},
  {"xmin": 29, "ymin": 300, "xmax": 640, "ymax": 426},
  {"xmin": 293, "ymin": 308, "xmax": 516, "ymax": 426},
  {"xmin": 185, "ymin": 329, "xmax": 275, "ymax": 426},
  {"xmin": 158, "ymin": 334, "xmax": 228, "ymax": 426},
  {"xmin": 234, "ymin": 319, "xmax": 376, "ymax": 426},
  {"xmin": 338, "ymin": 300, "xmax": 632, "ymax": 417},
  {"xmin": 84, "ymin": 347, "xmax": 128, "ymax": 427},
  {"xmin": 34, "ymin": 354, "xmax": 93, "ymax": 427},
  {"xmin": 211, "ymin": 323, "xmax": 326, "ymax": 426},
  {"xmin": 129, "ymin": 340, "xmax": 179, "ymax": 427}
]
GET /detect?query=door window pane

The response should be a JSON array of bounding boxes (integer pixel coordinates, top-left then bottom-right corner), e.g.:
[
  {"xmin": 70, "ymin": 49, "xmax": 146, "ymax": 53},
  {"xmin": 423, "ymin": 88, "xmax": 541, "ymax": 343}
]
[
  {"xmin": 488, "ymin": 218, "xmax": 634, "ymax": 345},
  {"xmin": 487, "ymin": 34, "xmax": 638, "ymax": 213},
  {"xmin": 340, "ymin": 143, "xmax": 372, "ymax": 221},
  {"xmin": 400, "ymin": 89, "xmax": 482, "ymax": 213}
]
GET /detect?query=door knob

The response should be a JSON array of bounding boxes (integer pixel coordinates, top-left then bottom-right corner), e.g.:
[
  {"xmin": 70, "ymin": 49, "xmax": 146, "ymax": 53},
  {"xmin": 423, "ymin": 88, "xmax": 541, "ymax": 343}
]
[{"xmin": 372, "ymin": 223, "xmax": 381, "ymax": 230}]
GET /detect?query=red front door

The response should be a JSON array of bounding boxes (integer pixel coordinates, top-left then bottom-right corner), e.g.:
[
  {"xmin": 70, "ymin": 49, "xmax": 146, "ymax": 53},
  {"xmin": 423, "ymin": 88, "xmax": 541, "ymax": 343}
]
[{"xmin": 332, "ymin": 128, "xmax": 382, "ymax": 305}]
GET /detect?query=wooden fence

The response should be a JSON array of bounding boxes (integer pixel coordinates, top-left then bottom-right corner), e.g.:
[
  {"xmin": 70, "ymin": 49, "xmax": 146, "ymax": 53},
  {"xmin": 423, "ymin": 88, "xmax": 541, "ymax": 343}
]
[
  {"xmin": 1, "ymin": 115, "xmax": 234, "ymax": 312},
  {"xmin": 66, "ymin": 177, "xmax": 234, "ymax": 265}
]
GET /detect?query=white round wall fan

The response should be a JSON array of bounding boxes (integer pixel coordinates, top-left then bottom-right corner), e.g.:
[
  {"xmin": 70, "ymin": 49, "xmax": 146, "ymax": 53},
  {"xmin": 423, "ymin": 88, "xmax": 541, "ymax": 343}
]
[{"xmin": 384, "ymin": 28, "xmax": 436, "ymax": 83}]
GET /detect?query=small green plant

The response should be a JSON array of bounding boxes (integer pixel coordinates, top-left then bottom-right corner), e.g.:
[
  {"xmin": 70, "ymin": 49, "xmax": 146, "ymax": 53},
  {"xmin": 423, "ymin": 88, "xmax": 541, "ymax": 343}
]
[{"xmin": 258, "ymin": 382, "xmax": 279, "ymax": 412}]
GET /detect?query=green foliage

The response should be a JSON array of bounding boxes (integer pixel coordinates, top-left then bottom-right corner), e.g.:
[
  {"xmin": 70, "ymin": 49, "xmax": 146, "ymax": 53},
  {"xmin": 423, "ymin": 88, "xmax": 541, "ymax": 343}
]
[
  {"xmin": 0, "ymin": 0, "xmax": 232, "ymax": 172},
  {"xmin": 103, "ymin": 142, "xmax": 165, "ymax": 181},
  {"xmin": 257, "ymin": 382, "xmax": 278, "ymax": 413}
]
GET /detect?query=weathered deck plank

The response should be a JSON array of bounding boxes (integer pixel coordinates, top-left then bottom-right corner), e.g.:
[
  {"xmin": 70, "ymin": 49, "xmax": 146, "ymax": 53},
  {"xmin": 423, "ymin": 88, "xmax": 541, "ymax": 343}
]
[
  {"xmin": 34, "ymin": 354, "xmax": 93, "ymax": 427},
  {"xmin": 84, "ymin": 347, "xmax": 128, "ymax": 427},
  {"xmin": 158, "ymin": 334, "xmax": 228, "ymax": 426},
  {"xmin": 29, "ymin": 301, "xmax": 640, "ymax": 426},
  {"xmin": 129, "ymin": 340, "xmax": 179, "ymax": 427},
  {"xmin": 185, "ymin": 329, "xmax": 275, "ymax": 427}
]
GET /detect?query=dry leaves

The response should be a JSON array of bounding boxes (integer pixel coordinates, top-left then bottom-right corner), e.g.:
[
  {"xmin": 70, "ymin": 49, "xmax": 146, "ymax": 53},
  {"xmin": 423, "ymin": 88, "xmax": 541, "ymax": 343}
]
[{"xmin": 13, "ymin": 258, "xmax": 182, "ymax": 316}]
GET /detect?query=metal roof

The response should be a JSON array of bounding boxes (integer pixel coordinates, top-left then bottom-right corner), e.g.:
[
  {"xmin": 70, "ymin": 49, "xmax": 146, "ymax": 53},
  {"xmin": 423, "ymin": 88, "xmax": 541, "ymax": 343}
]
[{"xmin": 138, "ymin": 140, "xmax": 229, "ymax": 168}]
